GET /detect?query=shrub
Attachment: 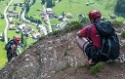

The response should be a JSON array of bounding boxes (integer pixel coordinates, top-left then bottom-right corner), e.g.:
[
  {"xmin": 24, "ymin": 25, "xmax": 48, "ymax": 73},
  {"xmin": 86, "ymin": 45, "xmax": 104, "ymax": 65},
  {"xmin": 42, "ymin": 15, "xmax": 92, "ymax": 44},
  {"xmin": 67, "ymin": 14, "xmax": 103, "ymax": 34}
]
[
  {"xmin": 90, "ymin": 62, "xmax": 105, "ymax": 75},
  {"xmin": 64, "ymin": 21, "xmax": 83, "ymax": 32},
  {"xmin": 63, "ymin": 49, "xmax": 68, "ymax": 56},
  {"xmin": 49, "ymin": 21, "xmax": 83, "ymax": 35},
  {"xmin": 111, "ymin": 20, "xmax": 124, "ymax": 27},
  {"xmin": 121, "ymin": 31, "xmax": 125, "ymax": 38},
  {"xmin": 52, "ymin": 30, "xmax": 63, "ymax": 35}
]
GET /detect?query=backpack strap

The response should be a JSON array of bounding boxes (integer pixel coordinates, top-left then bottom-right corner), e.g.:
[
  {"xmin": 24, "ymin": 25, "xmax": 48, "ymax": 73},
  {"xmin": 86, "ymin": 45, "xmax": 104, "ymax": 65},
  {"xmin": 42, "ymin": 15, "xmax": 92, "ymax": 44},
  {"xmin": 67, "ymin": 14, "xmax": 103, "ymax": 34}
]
[
  {"xmin": 87, "ymin": 24, "xmax": 94, "ymax": 41},
  {"xmin": 8, "ymin": 40, "xmax": 16, "ymax": 49}
]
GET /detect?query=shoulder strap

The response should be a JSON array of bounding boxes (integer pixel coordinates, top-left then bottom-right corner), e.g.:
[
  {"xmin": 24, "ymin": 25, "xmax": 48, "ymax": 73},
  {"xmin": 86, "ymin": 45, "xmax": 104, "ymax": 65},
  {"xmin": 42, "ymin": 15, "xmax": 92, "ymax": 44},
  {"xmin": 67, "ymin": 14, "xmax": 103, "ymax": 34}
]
[
  {"xmin": 87, "ymin": 24, "xmax": 94, "ymax": 39},
  {"xmin": 8, "ymin": 39, "xmax": 15, "ymax": 45}
]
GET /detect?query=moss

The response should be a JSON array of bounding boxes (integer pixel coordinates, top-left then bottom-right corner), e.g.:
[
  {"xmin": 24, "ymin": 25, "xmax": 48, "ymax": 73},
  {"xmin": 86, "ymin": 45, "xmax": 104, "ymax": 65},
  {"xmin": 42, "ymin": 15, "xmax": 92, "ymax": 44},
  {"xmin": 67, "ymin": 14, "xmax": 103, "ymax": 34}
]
[
  {"xmin": 63, "ymin": 49, "xmax": 68, "ymax": 56},
  {"xmin": 61, "ymin": 64, "xmax": 71, "ymax": 71},
  {"xmin": 90, "ymin": 62, "xmax": 105, "ymax": 75}
]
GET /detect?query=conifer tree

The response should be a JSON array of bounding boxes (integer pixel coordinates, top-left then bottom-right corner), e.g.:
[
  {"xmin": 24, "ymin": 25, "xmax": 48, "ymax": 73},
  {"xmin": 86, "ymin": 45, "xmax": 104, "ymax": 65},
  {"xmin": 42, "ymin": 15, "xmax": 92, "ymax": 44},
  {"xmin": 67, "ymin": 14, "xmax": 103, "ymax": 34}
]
[{"xmin": 114, "ymin": 0, "xmax": 125, "ymax": 15}]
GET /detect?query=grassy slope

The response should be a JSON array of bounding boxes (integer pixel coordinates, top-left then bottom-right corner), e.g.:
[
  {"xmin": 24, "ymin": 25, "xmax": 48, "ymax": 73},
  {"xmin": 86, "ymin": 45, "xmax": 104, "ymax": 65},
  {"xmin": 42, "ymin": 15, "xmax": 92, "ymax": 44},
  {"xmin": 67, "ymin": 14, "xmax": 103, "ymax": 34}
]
[
  {"xmin": 28, "ymin": 0, "xmax": 43, "ymax": 19},
  {"xmin": 52, "ymin": 0, "xmax": 116, "ymax": 21},
  {"xmin": 0, "ymin": 0, "xmax": 10, "ymax": 69},
  {"xmin": 0, "ymin": 42, "xmax": 7, "ymax": 69},
  {"xmin": 0, "ymin": 0, "xmax": 9, "ymax": 33}
]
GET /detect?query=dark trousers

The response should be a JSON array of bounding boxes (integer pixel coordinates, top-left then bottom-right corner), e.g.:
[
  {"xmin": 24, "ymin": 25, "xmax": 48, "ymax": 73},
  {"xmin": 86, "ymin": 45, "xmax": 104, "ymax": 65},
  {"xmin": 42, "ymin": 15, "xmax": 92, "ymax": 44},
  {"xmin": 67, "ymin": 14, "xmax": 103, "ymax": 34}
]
[
  {"xmin": 85, "ymin": 43, "xmax": 109, "ymax": 62},
  {"xmin": 7, "ymin": 51, "xmax": 18, "ymax": 62}
]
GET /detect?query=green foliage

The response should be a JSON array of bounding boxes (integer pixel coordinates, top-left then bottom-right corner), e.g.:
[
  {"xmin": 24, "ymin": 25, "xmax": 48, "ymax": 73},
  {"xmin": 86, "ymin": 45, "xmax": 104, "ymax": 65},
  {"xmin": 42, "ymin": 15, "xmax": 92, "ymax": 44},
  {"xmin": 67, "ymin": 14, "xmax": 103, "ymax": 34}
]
[
  {"xmin": 61, "ymin": 64, "xmax": 71, "ymax": 71},
  {"xmin": 121, "ymin": 31, "xmax": 125, "ymax": 38},
  {"xmin": 47, "ymin": 21, "xmax": 82, "ymax": 36},
  {"xmin": 64, "ymin": 21, "xmax": 83, "ymax": 32},
  {"xmin": 21, "ymin": 32, "xmax": 24, "ymax": 44},
  {"xmin": 46, "ymin": 0, "xmax": 53, "ymax": 8},
  {"xmin": 42, "ymin": 0, "xmax": 46, "ymax": 5},
  {"xmin": 52, "ymin": 30, "xmax": 63, "ymax": 35},
  {"xmin": 63, "ymin": 49, "xmax": 68, "ymax": 56},
  {"xmin": 114, "ymin": 0, "xmax": 125, "ymax": 15},
  {"xmin": 0, "ymin": 42, "xmax": 7, "ymax": 69},
  {"xmin": 13, "ymin": 6, "xmax": 16, "ymax": 10},
  {"xmin": 52, "ymin": 0, "xmax": 55, "ymax": 6},
  {"xmin": 78, "ymin": 15, "xmax": 90, "ymax": 24},
  {"xmin": 111, "ymin": 20, "xmax": 124, "ymax": 27},
  {"xmin": 90, "ymin": 62, "xmax": 105, "ymax": 75}
]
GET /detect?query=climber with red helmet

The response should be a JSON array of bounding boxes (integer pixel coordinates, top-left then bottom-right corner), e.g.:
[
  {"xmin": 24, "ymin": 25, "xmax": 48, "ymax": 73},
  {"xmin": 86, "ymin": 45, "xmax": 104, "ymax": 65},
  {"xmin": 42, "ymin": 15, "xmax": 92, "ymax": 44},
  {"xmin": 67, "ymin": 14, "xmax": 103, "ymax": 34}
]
[
  {"xmin": 76, "ymin": 10, "xmax": 102, "ymax": 65},
  {"xmin": 5, "ymin": 36, "xmax": 21, "ymax": 62}
]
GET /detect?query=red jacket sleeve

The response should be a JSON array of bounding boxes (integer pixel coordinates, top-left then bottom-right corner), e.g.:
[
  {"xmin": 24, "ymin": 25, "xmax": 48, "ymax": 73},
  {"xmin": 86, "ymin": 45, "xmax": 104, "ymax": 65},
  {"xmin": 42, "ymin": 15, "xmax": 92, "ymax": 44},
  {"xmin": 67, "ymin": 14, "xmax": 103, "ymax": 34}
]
[{"xmin": 80, "ymin": 26, "xmax": 89, "ymax": 37}]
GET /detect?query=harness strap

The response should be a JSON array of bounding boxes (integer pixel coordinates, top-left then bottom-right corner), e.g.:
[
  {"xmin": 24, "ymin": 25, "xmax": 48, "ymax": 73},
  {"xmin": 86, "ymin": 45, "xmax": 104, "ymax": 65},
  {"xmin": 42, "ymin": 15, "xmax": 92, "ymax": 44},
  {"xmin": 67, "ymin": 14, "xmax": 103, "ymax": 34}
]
[{"xmin": 83, "ymin": 42, "xmax": 88, "ymax": 48}]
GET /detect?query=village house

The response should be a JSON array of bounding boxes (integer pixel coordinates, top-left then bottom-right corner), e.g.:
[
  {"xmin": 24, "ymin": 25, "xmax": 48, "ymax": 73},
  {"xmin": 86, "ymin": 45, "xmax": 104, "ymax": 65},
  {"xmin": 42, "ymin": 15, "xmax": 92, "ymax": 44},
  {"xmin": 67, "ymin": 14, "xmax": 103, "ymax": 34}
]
[
  {"xmin": 18, "ymin": 23, "xmax": 26, "ymax": 30},
  {"xmin": 11, "ymin": 12, "xmax": 18, "ymax": 18},
  {"xmin": 66, "ymin": 13, "xmax": 72, "ymax": 18},
  {"xmin": 8, "ymin": 12, "xmax": 18, "ymax": 18},
  {"xmin": 46, "ymin": 8, "xmax": 52, "ymax": 14},
  {"xmin": 16, "ymin": 29, "xmax": 20, "ymax": 33},
  {"xmin": 44, "ymin": 17, "xmax": 49, "ymax": 24},
  {"xmin": 8, "ymin": 17, "xmax": 14, "ymax": 24},
  {"xmin": 40, "ymin": 11, "xmax": 46, "ymax": 16},
  {"xmin": 58, "ymin": 15, "xmax": 63, "ymax": 21},
  {"xmin": 9, "ymin": 24, "xmax": 15, "ymax": 30},
  {"xmin": 32, "ymin": 32, "xmax": 41, "ymax": 39},
  {"xmin": 23, "ymin": 26, "xmax": 33, "ymax": 36},
  {"xmin": 56, "ymin": 19, "xmax": 69, "ymax": 30},
  {"xmin": 19, "ymin": 2, "xmax": 24, "ymax": 7},
  {"xmin": 13, "ymin": 2, "xmax": 24, "ymax": 7},
  {"xmin": 8, "ymin": 9, "xmax": 13, "ymax": 13},
  {"xmin": 48, "ymin": 12, "xmax": 55, "ymax": 18}
]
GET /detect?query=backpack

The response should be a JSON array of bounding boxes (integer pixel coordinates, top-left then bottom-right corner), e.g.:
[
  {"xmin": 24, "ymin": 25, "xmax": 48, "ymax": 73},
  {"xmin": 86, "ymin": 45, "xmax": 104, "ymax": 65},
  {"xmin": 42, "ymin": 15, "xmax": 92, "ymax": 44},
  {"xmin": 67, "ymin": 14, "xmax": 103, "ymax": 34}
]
[
  {"xmin": 89, "ymin": 21, "xmax": 120, "ymax": 60},
  {"xmin": 5, "ymin": 40, "xmax": 15, "ymax": 51}
]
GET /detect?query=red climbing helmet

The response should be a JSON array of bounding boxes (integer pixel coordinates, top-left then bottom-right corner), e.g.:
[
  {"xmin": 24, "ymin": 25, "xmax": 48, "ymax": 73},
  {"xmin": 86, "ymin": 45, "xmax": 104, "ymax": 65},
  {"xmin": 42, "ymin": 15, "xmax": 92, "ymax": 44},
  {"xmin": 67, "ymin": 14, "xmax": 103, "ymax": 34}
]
[
  {"xmin": 88, "ymin": 10, "xmax": 101, "ymax": 20},
  {"xmin": 14, "ymin": 36, "xmax": 20, "ymax": 41}
]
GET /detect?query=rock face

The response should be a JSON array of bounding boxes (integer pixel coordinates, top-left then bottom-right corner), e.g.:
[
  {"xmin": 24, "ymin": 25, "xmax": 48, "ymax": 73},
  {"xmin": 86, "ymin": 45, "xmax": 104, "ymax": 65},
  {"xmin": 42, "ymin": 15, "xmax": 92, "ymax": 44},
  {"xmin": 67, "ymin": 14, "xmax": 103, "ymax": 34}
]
[
  {"xmin": 0, "ymin": 28, "xmax": 125, "ymax": 79},
  {"xmin": 0, "ymin": 30, "xmax": 87, "ymax": 79}
]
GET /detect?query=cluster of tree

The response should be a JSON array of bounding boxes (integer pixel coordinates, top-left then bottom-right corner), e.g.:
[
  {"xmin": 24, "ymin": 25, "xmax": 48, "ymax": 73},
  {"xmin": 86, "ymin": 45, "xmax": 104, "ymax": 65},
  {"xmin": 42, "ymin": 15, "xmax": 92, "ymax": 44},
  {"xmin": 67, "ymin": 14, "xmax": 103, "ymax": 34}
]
[
  {"xmin": 24, "ymin": 0, "xmax": 36, "ymax": 13},
  {"xmin": 0, "ymin": 12, "xmax": 4, "ymax": 19},
  {"xmin": 24, "ymin": 0, "xmax": 42, "ymax": 24},
  {"xmin": 25, "ymin": 15, "xmax": 42, "ymax": 24},
  {"xmin": 114, "ymin": 0, "xmax": 125, "ymax": 15},
  {"xmin": 24, "ymin": 0, "xmax": 30, "ymax": 13},
  {"xmin": 46, "ymin": 0, "xmax": 55, "ymax": 8},
  {"xmin": 21, "ymin": 32, "xmax": 27, "ymax": 48},
  {"xmin": 41, "ymin": 0, "xmax": 56, "ymax": 8}
]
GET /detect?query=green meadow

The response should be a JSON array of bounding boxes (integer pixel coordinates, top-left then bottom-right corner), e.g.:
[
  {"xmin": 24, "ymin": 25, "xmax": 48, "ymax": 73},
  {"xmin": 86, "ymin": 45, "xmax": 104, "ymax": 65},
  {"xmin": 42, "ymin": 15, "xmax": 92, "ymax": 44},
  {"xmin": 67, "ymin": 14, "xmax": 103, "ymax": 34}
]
[
  {"xmin": 0, "ymin": 0, "xmax": 10, "ymax": 69},
  {"xmin": 0, "ymin": 42, "xmax": 7, "ymax": 69},
  {"xmin": 52, "ymin": 0, "xmax": 116, "ymax": 21},
  {"xmin": 27, "ymin": 0, "xmax": 43, "ymax": 19}
]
